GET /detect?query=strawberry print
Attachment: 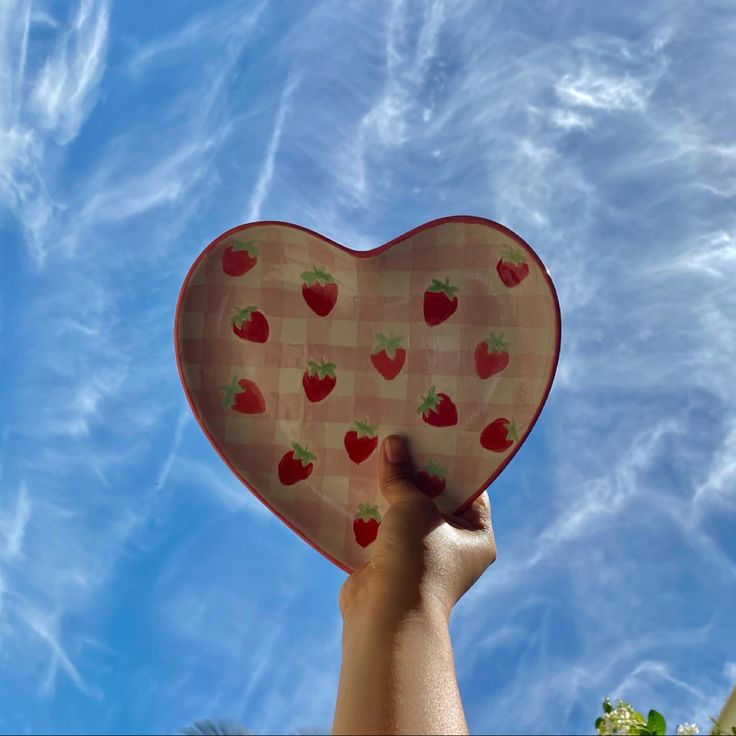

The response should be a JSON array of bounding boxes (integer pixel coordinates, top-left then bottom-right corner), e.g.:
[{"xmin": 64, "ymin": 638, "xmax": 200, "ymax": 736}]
[
  {"xmin": 415, "ymin": 460, "xmax": 447, "ymax": 498},
  {"xmin": 417, "ymin": 385, "xmax": 458, "ymax": 428},
  {"xmin": 475, "ymin": 332, "xmax": 510, "ymax": 378},
  {"xmin": 302, "ymin": 359, "xmax": 337, "ymax": 402},
  {"xmin": 423, "ymin": 277, "xmax": 459, "ymax": 326},
  {"xmin": 301, "ymin": 266, "xmax": 338, "ymax": 316},
  {"xmin": 278, "ymin": 442, "xmax": 317, "ymax": 485},
  {"xmin": 344, "ymin": 419, "xmax": 378, "ymax": 464},
  {"xmin": 222, "ymin": 239, "xmax": 258, "ymax": 276},
  {"xmin": 480, "ymin": 417, "xmax": 519, "ymax": 452},
  {"xmin": 370, "ymin": 333, "xmax": 406, "ymax": 380},
  {"xmin": 496, "ymin": 246, "xmax": 529, "ymax": 287},
  {"xmin": 219, "ymin": 376, "xmax": 265, "ymax": 414},
  {"xmin": 353, "ymin": 503, "xmax": 381, "ymax": 547},
  {"xmin": 231, "ymin": 305, "xmax": 269, "ymax": 343}
]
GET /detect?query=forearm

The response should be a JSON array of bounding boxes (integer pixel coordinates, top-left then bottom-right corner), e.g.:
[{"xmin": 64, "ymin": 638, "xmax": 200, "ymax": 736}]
[{"xmin": 332, "ymin": 586, "xmax": 468, "ymax": 735}]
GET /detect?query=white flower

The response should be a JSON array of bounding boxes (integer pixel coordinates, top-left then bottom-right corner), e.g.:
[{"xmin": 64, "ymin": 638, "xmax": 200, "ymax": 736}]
[{"xmin": 676, "ymin": 724, "xmax": 700, "ymax": 735}]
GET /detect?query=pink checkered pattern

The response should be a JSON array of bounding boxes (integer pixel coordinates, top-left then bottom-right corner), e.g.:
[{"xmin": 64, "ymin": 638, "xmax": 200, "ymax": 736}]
[{"xmin": 176, "ymin": 218, "xmax": 560, "ymax": 573}]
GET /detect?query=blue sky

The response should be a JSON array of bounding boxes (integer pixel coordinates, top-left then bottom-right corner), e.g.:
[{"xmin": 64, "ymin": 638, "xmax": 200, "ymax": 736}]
[{"xmin": 1, "ymin": 0, "xmax": 735, "ymax": 733}]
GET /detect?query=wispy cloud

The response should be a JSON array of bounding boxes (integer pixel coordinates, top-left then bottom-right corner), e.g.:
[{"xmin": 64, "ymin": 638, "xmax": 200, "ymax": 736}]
[
  {"xmin": 30, "ymin": 0, "xmax": 110, "ymax": 144},
  {"xmin": 19, "ymin": 604, "xmax": 96, "ymax": 698},
  {"xmin": 0, "ymin": 484, "xmax": 31, "ymax": 560},
  {"xmin": 246, "ymin": 74, "xmax": 299, "ymax": 221},
  {"xmin": 125, "ymin": 0, "xmax": 266, "ymax": 76},
  {"xmin": 555, "ymin": 69, "xmax": 651, "ymax": 111}
]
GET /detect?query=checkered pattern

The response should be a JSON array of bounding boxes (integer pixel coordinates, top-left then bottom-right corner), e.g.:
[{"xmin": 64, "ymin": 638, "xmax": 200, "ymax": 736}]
[{"xmin": 176, "ymin": 218, "xmax": 559, "ymax": 573}]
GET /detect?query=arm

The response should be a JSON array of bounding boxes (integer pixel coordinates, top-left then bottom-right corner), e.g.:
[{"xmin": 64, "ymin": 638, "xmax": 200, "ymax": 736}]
[{"xmin": 333, "ymin": 436, "xmax": 497, "ymax": 735}]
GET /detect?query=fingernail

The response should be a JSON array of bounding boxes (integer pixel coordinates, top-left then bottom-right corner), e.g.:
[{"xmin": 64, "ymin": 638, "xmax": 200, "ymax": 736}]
[{"xmin": 386, "ymin": 436, "xmax": 405, "ymax": 464}]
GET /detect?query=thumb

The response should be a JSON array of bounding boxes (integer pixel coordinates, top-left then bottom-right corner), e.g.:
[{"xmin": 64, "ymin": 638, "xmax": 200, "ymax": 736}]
[{"xmin": 379, "ymin": 435, "xmax": 421, "ymax": 504}]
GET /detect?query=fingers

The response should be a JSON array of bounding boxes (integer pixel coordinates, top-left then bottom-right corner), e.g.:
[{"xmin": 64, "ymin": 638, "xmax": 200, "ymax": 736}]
[
  {"xmin": 457, "ymin": 492, "xmax": 497, "ymax": 567},
  {"xmin": 378, "ymin": 435, "xmax": 422, "ymax": 505},
  {"xmin": 457, "ymin": 491, "xmax": 492, "ymax": 531}
]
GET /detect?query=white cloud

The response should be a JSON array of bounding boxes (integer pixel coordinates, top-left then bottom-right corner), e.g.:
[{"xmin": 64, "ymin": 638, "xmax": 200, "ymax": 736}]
[
  {"xmin": 0, "ymin": 485, "xmax": 31, "ymax": 560},
  {"xmin": 247, "ymin": 73, "xmax": 300, "ymax": 221},
  {"xmin": 693, "ymin": 420, "xmax": 736, "ymax": 512},
  {"xmin": 550, "ymin": 108, "xmax": 592, "ymax": 130},
  {"xmin": 125, "ymin": 0, "xmax": 266, "ymax": 75},
  {"xmin": 30, "ymin": 0, "xmax": 110, "ymax": 144},
  {"xmin": 556, "ymin": 69, "xmax": 650, "ymax": 111}
]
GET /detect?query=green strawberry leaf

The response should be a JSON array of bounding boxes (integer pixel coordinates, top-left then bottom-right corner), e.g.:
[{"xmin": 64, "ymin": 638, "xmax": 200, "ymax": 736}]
[
  {"xmin": 506, "ymin": 418, "xmax": 520, "ymax": 442},
  {"xmin": 500, "ymin": 245, "xmax": 527, "ymax": 265},
  {"xmin": 230, "ymin": 239, "xmax": 257, "ymax": 255},
  {"xmin": 372, "ymin": 332, "xmax": 404, "ymax": 359},
  {"xmin": 416, "ymin": 385, "xmax": 438, "ymax": 414},
  {"xmin": 353, "ymin": 419, "xmax": 377, "ymax": 438},
  {"xmin": 427, "ymin": 276, "xmax": 459, "ymax": 298},
  {"xmin": 646, "ymin": 710, "xmax": 666, "ymax": 736},
  {"xmin": 602, "ymin": 699, "xmax": 613, "ymax": 714},
  {"xmin": 301, "ymin": 266, "xmax": 334, "ymax": 285},
  {"xmin": 231, "ymin": 305, "xmax": 258, "ymax": 328},
  {"xmin": 424, "ymin": 459, "xmax": 447, "ymax": 478},
  {"xmin": 219, "ymin": 376, "xmax": 240, "ymax": 408},
  {"xmin": 292, "ymin": 442, "xmax": 317, "ymax": 465},
  {"xmin": 354, "ymin": 502, "xmax": 381, "ymax": 522},
  {"xmin": 594, "ymin": 717, "xmax": 604, "ymax": 732},
  {"xmin": 484, "ymin": 331, "xmax": 510, "ymax": 352},
  {"xmin": 307, "ymin": 359, "xmax": 336, "ymax": 379}
]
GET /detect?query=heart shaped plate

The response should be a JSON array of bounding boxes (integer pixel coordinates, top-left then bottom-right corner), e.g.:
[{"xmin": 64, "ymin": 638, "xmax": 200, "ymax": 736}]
[{"xmin": 175, "ymin": 215, "xmax": 561, "ymax": 572}]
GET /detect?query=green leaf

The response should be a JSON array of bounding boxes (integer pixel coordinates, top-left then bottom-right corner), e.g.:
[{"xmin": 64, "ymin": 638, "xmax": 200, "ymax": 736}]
[
  {"xmin": 301, "ymin": 266, "xmax": 334, "ymax": 285},
  {"xmin": 501, "ymin": 245, "xmax": 527, "ymax": 264},
  {"xmin": 595, "ymin": 716, "xmax": 604, "ymax": 732},
  {"xmin": 424, "ymin": 459, "xmax": 447, "ymax": 478},
  {"xmin": 646, "ymin": 710, "xmax": 666, "ymax": 736},
  {"xmin": 427, "ymin": 276, "xmax": 459, "ymax": 297},
  {"xmin": 219, "ymin": 376, "xmax": 240, "ymax": 409},
  {"xmin": 416, "ymin": 385, "xmax": 438, "ymax": 414},
  {"xmin": 372, "ymin": 332, "xmax": 404, "ymax": 359},
  {"xmin": 355, "ymin": 502, "xmax": 381, "ymax": 522},
  {"xmin": 353, "ymin": 419, "xmax": 377, "ymax": 437},
  {"xmin": 292, "ymin": 442, "xmax": 317, "ymax": 465},
  {"xmin": 603, "ymin": 699, "xmax": 613, "ymax": 714},
  {"xmin": 230, "ymin": 239, "xmax": 257, "ymax": 256}
]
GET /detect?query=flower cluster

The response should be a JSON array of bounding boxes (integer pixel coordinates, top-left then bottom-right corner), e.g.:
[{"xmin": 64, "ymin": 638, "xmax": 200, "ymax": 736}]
[
  {"xmin": 597, "ymin": 699, "xmax": 648, "ymax": 736},
  {"xmin": 676, "ymin": 724, "xmax": 700, "ymax": 735},
  {"xmin": 595, "ymin": 697, "xmax": 708, "ymax": 736}
]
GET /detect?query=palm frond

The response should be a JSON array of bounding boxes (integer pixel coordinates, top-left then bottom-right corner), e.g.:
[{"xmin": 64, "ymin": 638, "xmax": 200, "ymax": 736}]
[{"xmin": 180, "ymin": 718, "xmax": 253, "ymax": 736}]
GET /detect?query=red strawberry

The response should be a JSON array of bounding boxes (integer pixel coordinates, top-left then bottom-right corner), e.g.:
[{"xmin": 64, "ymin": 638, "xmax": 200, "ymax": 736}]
[
  {"xmin": 219, "ymin": 375, "xmax": 265, "ymax": 414},
  {"xmin": 301, "ymin": 266, "xmax": 338, "ymax": 316},
  {"xmin": 344, "ymin": 419, "xmax": 378, "ymax": 464},
  {"xmin": 417, "ymin": 385, "xmax": 458, "ymax": 427},
  {"xmin": 278, "ymin": 442, "xmax": 317, "ymax": 485},
  {"xmin": 480, "ymin": 417, "xmax": 519, "ymax": 452},
  {"xmin": 415, "ymin": 460, "xmax": 447, "ymax": 498},
  {"xmin": 423, "ymin": 277, "xmax": 459, "ymax": 326},
  {"xmin": 222, "ymin": 239, "xmax": 258, "ymax": 276},
  {"xmin": 370, "ymin": 333, "xmax": 406, "ymax": 380},
  {"xmin": 231, "ymin": 305, "xmax": 269, "ymax": 343},
  {"xmin": 496, "ymin": 246, "xmax": 529, "ymax": 287},
  {"xmin": 302, "ymin": 359, "xmax": 337, "ymax": 402},
  {"xmin": 353, "ymin": 503, "xmax": 381, "ymax": 547},
  {"xmin": 474, "ymin": 332, "xmax": 510, "ymax": 378}
]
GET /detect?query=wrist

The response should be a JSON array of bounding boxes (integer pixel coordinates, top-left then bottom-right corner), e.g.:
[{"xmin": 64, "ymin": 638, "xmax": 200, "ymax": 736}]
[{"xmin": 341, "ymin": 574, "xmax": 451, "ymax": 632}]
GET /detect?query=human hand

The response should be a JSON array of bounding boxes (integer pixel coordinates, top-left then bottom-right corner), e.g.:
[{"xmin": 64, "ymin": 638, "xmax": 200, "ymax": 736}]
[{"xmin": 339, "ymin": 434, "xmax": 497, "ymax": 621}]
